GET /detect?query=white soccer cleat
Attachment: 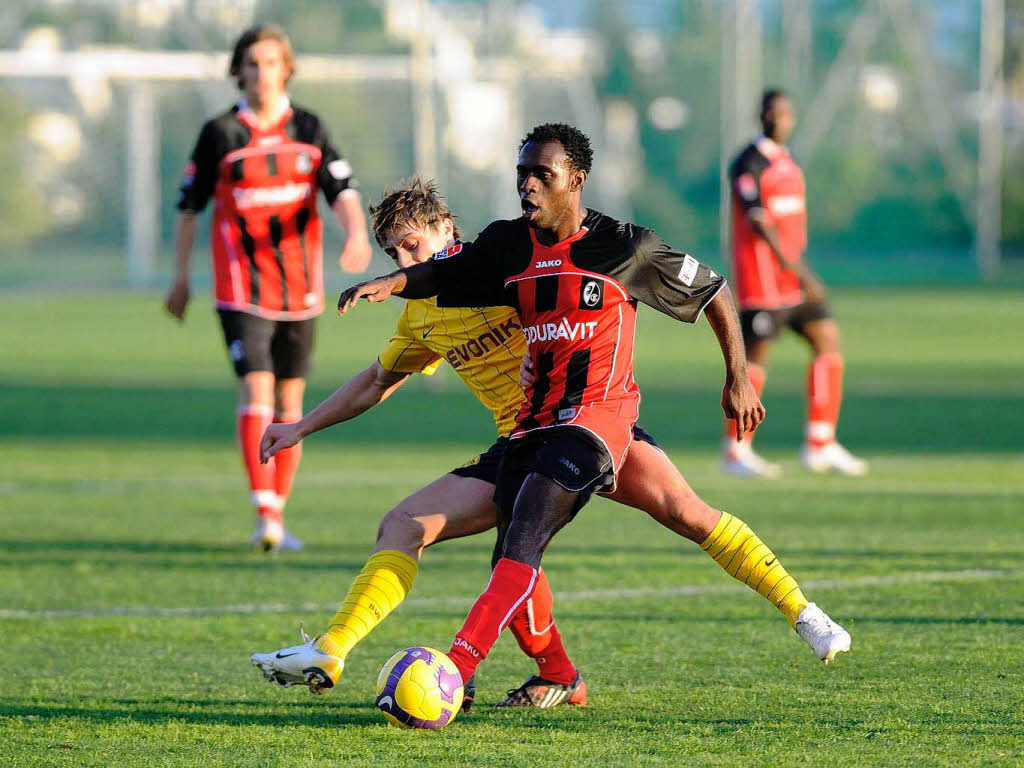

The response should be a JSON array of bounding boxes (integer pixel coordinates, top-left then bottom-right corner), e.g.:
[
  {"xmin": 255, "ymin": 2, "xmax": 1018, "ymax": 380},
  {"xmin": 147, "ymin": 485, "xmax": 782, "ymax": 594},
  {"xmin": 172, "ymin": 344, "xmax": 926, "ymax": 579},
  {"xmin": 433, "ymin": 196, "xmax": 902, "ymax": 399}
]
[
  {"xmin": 721, "ymin": 439, "xmax": 782, "ymax": 478},
  {"xmin": 249, "ymin": 515, "xmax": 284, "ymax": 552},
  {"xmin": 795, "ymin": 603, "xmax": 851, "ymax": 664},
  {"xmin": 251, "ymin": 627, "xmax": 344, "ymax": 693},
  {"xmin": 279, "ymin": 529, "xmax": 305, "ymax": 552},
  {"xmin": 800, "ymin": 441, "xmax": 868, "ymax": 476}
]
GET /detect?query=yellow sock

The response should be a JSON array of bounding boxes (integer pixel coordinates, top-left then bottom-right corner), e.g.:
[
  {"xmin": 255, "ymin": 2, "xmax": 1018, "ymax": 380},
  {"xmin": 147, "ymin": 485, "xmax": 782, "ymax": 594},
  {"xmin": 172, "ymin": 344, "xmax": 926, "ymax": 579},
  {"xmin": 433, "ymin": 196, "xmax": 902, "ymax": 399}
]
[
  {"xmin": 700, "ymin": 512, "xmax": 808, "ymax": 627},
  {"xmin": 316, "ymin": 550, "xmax": 418, "ymax": 659}
]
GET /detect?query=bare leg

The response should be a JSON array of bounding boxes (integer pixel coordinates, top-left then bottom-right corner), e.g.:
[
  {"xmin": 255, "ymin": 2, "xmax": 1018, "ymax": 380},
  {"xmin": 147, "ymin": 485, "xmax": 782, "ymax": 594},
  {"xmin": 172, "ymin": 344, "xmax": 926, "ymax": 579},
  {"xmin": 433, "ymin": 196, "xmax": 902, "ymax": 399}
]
[
  {"xmin": 239, "ymin": 370, "xmax": 275, "ymax": 410},
  {"xmin": 795, "ymin": 317, "xmax": 840, "ymax": 356},
  {"xmin": 374, "ymin": 474, "xmax": 498, "ymax": 559},
  {"xmin": 606, "ymin": 440, "xmax": 720, "ymax": 542}
]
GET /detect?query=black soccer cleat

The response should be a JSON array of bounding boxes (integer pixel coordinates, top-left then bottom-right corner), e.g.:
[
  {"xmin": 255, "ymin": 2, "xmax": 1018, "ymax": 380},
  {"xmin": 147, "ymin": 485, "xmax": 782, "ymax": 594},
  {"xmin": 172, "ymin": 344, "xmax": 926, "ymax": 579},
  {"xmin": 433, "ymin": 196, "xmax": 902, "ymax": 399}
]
[
  {"xmin": 461, "ymin": 674, "xmax": 476, "ymax": 712},
  {"xmin": 493, "ymin": 672, "xmax": 587, "ymax": 708}
]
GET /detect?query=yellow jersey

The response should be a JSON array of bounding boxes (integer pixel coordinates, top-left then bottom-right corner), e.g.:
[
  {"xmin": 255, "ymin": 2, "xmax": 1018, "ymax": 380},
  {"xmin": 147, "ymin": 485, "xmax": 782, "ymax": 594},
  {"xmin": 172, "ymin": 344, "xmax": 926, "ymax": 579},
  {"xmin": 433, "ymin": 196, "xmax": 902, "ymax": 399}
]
[{"xmin": 377, "ymin": 298, "xmax": 526, "ymax": 436}]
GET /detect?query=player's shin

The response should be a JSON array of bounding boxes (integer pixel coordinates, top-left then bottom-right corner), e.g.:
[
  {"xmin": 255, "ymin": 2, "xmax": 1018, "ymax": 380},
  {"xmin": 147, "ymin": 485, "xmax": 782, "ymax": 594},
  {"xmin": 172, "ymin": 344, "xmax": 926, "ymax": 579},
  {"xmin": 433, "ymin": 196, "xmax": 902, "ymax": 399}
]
[
  {"xmin": 316, "ymin": 550, "xmax": 419, "ymax": 659},
  {"xmin": 272, "ymin": 412, "xmax": 303, "ymax": 507},
  {"xmin": 508, "ymin": 568, "xmax": 578, "ymax": 685},
  {"xmin": 238, "ymin": 405, "xmax": 278, "ymax": 518},
  {"xmin": 448, "ymin": 557, "xmax": 538, "ymax": 683},
  {"xmin": 806, "ymin": 352, "xmax": 843, "ymax": 448},
  {"xmin": 701, "ymin": 512, "xmax": 808, "ymax": 627}
]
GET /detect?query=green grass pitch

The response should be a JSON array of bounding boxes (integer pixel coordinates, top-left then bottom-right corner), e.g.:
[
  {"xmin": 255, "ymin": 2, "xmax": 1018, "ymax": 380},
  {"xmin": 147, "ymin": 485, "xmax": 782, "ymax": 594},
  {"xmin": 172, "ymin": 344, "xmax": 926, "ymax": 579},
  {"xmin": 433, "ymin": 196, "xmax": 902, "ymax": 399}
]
[{"xmin": 1, "ymin": 286, "xmax": 1022, "ymax": 766}]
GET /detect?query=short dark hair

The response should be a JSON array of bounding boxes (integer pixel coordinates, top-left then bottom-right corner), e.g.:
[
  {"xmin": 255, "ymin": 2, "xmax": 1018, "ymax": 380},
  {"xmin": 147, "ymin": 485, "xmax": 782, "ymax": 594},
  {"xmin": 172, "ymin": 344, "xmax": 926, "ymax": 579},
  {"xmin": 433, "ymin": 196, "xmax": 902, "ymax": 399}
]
[
  {"xmin": 229, "ymin": 24, "xmax": 295, "ymax": 90},
  {"xmin": 760, "ymin": 88, "xmax": 790, "ymax": 117},
  {"xmin": 368, "ymin": 176, "xmax": 460, "ymax": 248},
  {"xmin": 519, "ymin": 123, "xmax": 593, "ymax": 174}
]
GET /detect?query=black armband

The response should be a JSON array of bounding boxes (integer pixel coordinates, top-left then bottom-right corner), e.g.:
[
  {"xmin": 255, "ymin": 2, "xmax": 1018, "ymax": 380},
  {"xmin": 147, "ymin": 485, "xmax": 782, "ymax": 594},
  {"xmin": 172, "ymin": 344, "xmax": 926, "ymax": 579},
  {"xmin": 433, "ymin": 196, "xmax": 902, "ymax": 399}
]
[{"xmin": 396, "ymin": 261, "xmax": 440, "ymax": 299}]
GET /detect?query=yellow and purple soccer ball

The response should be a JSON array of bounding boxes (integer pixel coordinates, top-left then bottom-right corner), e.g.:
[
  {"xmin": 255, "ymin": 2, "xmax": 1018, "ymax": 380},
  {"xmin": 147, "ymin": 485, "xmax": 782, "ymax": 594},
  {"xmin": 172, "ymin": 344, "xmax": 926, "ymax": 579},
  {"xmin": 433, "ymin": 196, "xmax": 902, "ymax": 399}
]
[{"xmin": 375, "ymin": 646, "xmax": 464, "ymax": 729}]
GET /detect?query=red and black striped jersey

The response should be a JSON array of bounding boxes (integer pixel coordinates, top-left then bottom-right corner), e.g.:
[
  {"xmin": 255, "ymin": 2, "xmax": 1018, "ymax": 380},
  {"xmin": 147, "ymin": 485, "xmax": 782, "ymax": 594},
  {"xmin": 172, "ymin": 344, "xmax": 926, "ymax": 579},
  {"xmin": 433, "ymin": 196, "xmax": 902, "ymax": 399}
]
[
  {"xmin": 178, "ymin": 97, "xmax": 357, "ymax": 319},
  {"xmin": 431, "ymin": 210, "xmax": 725, "ymax": 470},
  {"xmin": 729, "ymin": 137, "xmax": 807, "ymax": 310}
]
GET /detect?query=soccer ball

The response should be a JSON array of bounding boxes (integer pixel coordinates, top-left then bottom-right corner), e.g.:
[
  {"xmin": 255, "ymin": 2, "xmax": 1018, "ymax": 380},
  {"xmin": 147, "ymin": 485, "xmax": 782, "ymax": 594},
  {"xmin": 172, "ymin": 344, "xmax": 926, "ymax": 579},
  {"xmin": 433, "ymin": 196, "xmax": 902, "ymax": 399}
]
[{"xmin": 375, "ymin": 646, "xmax": 464, "ymax": 729}]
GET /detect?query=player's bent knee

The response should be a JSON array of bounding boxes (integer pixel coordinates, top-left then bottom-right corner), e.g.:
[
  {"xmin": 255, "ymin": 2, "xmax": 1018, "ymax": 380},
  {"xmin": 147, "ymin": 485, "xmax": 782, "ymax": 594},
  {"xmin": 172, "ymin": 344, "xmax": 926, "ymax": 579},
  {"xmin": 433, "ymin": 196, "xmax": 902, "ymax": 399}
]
[
  {"xmin": 809, "ymin": 320, "xmax": 841, "ymax": 356},
  {"xmin": 375, "ymin": 505, "xmax": 430, "ymax": 555}
]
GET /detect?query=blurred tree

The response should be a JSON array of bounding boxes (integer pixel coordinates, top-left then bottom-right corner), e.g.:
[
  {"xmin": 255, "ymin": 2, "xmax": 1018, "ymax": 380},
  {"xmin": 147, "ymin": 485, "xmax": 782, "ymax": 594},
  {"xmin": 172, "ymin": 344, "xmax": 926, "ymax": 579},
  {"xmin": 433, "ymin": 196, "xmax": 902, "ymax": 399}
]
[{"xmin": 0, "ymin": 91, "xmax": 49, "ymax": 247}]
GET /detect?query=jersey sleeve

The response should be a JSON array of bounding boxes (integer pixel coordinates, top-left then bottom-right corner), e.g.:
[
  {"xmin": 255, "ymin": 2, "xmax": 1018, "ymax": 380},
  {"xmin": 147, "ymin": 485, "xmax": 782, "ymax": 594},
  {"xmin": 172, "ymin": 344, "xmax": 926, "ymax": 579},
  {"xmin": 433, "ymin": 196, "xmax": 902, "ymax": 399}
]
[
  {"xmin": 177, "ymin": 120, "xmax": 220, "ymax": 213},
  {"xmin": 729, "ymin": 147, "xmax": 767, "ymax": 214},
  {"xmin": 432, "ymin": 223, "xmax": 513, "ymax": 309},
  {"xmin": 313, "ymin": 118, "xmax": 358, "ymax": 206},
  {"xmin": 377, "ymin": 307, "xmax": 442, "ymax": 375},
  {"xmin": 620, "ymin": 229, "xmax": 727, "ymax": 323}
]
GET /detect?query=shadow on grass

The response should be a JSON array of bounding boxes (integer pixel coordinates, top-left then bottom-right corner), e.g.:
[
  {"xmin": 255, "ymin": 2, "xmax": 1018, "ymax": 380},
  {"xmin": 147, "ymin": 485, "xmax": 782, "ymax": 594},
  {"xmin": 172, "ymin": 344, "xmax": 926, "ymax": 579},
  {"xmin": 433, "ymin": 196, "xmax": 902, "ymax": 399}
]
[
  {"xmin": 844, "ymin": 615, "xmax": 1024, "ymax": 626},
  {"xmin": 0, "ymin": 537, "xmax": 700, "ymax": 560},
  {"xmin": 0, "ymin": 539, "xmax": 242, "ymax": 555},
  {"xmin": 0, "ymin": 699, "xmax": 379, "ymax": 728},
  {"xmin": 2, "ymin": 382, "xmax": 1020, "ymax": 453},
  {"xmin": 3, "ymin": 539, "xmax": 1021, "ymax": 578},
  {"xmin": 0, "ymin": 698, "xmax": 783, "ymax": 733},
  {"xmin": 0, "ymin": 554, "xmax": 370, "ymax": 572},
  {"xmin": 551, "ymin": 612, "xmax": 1024, "ymax": 628}
]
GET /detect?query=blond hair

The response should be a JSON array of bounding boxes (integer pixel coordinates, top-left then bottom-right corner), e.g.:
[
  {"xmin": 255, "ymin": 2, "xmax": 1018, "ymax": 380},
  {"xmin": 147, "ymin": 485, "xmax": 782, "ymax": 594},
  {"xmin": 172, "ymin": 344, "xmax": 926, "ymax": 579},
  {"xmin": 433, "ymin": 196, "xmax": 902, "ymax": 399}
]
[{"xmin": 368, "ymin": 177, "xmax": 461, "ymax": 248}]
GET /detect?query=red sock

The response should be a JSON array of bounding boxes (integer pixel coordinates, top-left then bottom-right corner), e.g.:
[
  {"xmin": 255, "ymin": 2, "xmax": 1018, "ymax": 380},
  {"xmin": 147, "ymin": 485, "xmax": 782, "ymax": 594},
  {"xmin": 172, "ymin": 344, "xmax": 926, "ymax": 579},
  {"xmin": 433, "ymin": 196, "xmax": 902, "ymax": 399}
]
[
  {"xmin": 806, "ymin": 353, "xmax": 844, "ymax": 448},
  {"xmin": 725, "ymin": 362, "xmax": 765, "ymax": 442},
  {"xmin": 508, "ymin": 569, "xmax": 578, "ymax": 685},
  {"xmin": 237, "ymin": 405, "xmax": 279, "ymax": 521},
  {"xmin": 448, "ymin": 558, "xmax": 538, "ymax": 684},
  {"xmin": 273, "ymin": 412, "xmax": 303, "ymax": 504}
]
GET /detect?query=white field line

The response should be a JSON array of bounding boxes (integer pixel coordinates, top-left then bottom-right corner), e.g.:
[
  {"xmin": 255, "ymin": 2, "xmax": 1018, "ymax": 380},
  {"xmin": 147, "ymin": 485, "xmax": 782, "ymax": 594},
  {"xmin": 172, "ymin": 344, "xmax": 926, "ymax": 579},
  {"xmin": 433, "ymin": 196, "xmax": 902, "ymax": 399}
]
[
  {"xmin": 2, "ymin": 469, "xmax": 1021, "ymax": 498},
  {"xmin": 2, "ymin": 567, "xmax": 1021, "ymax": 621}
]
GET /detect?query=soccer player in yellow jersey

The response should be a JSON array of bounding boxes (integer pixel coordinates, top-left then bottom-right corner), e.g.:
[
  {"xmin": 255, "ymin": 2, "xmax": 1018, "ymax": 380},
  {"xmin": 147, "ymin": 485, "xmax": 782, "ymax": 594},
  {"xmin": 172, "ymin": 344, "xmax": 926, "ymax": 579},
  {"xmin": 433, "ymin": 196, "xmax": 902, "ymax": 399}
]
[{"xmin": 251, "ymin": 177, "xmax": 850, "ymax": 709}]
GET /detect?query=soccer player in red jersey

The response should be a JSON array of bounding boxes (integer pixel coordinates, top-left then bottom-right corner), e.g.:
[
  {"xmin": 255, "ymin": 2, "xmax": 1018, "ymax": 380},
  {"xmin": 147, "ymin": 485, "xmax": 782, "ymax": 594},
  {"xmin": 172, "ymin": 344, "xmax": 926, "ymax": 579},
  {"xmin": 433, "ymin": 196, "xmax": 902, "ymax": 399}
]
[
  {"xmin": 165, "ymin": 24, "xmax": 372, "ymax": 551},
  {"xmin": 723, "ymin": 89, "xmax": 867, "ymax": 477},
  {"xmin": 338, "ymin": 124, "xmax": 852, "ymax": 695}
]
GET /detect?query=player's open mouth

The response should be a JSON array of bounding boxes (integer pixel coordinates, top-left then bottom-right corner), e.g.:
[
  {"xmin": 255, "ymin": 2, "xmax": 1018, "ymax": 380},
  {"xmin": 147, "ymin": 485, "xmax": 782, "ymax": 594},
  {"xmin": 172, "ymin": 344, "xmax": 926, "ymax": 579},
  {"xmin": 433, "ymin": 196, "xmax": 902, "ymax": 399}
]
[{"xmin": 520, "ymin": 200, "xmax": 539, "ymax": 218}]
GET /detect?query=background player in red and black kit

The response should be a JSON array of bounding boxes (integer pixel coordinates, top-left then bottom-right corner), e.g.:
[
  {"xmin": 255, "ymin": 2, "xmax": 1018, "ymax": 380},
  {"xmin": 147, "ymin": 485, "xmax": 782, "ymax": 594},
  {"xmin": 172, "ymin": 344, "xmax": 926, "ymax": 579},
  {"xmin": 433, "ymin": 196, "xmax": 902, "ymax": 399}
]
[
  {"xmin": 339, "ymin": 123, "xmax": 852, "ymax": 693},
  {"xmin": 723, "ymin": 89, "xmax": 867, "ymax": 477},
  {"xmin": 165, "ymin": 24, "xmax": 372, "ymax": 551}
]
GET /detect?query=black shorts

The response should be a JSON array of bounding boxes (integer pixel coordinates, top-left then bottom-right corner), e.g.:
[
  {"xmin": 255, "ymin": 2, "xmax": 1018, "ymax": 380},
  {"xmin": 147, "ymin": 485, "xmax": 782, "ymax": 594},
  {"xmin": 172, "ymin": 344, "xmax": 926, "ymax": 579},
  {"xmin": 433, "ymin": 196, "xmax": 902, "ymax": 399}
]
[
  {"xmin": 740, "ymin": 300, "xmax": 831, "ymax": 346},
  {"xmin": 217, "ymin": 309, "xmax": 316, "ymax": 379},
  {"xmin": 493, "ymin": 426, "xmax": 617, "ymax": 526},
  {"xmin": 451, "ymin": 425, "xmax": 659, "ymax": 487},
  {"xmin": 450, "ymin": 437, "xmax": 509, "ymax": 484}
]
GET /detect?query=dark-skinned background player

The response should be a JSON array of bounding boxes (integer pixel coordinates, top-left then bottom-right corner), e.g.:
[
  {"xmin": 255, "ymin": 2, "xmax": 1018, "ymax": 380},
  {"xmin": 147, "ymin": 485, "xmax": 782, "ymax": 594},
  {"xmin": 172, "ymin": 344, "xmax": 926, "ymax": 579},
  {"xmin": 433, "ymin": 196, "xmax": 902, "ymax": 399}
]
[{"xmin": 722, "ymin": 89, "xmax": 868, "ymax": 478}]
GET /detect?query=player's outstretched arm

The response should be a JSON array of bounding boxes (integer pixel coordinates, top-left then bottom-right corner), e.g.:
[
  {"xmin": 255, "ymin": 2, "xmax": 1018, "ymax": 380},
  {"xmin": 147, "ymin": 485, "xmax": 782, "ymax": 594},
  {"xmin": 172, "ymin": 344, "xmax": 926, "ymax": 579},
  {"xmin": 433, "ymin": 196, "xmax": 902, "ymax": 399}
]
[
  {"xmin": 260, "ymin": 361, "xmax": 409, "ymax": 463},
  {"xmin": 703, "ymin": 285, "xmax": 766, "ymax": 440},
  {"xmin": 336, "ymin": 261, "xmax": 440, "ymax": 315},
  {"xmin": 165, "ymin": 212, "xmax": 197, "ymax": 320}
]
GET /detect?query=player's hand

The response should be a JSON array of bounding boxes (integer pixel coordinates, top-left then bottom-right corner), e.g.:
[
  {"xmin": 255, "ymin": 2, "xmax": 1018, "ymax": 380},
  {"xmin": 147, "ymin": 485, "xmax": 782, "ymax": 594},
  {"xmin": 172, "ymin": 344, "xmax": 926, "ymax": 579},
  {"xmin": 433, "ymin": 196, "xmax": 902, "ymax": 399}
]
[
  {"xmin": 337, "ymin": 275, "xmax": 401, "ymax": 315},
  {"xmin": 519, "ymin": 354, "xmax": 536, "ymax": 391},
  {"xmin": 803, "ymin": 275, "xmax": 827, "ymax": 303},
  {"xmin": 722, "ymin": 372, "xmax": 765, "ymax": 441},
  {"xmin": 260, "ymin": 421, "xmax": 304, "ymax": 463},
  {"xmin": 798, "ymin": 267, "xmax": 827, "ymax": 303},
  {"xmin": 164, "ymin": 278, "xmax": 190, "ymax": 321},
  {"xmin": 339, "ymin": 234, "xmax": 372, "ymax": 274}
]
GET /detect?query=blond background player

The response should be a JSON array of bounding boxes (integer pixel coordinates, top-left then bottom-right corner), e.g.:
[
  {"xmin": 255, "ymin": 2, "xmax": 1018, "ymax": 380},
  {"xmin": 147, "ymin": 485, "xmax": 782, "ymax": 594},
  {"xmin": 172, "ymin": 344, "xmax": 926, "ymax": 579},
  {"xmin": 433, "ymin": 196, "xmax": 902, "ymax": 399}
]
[{"xmin": 164, "ymin": 24, "xmax": 373, "ymax": 551}]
